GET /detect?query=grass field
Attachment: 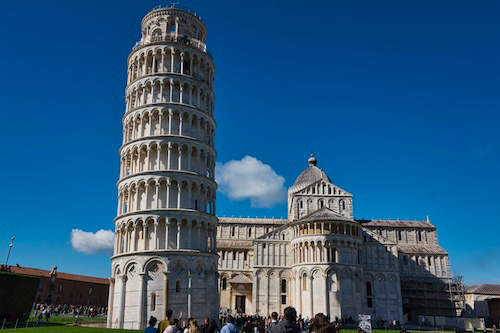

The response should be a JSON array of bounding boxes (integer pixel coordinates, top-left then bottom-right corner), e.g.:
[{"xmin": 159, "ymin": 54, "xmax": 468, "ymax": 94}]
[{"xmin": 28, "ymin": 316, "xmax": 107, "ymax": 325}]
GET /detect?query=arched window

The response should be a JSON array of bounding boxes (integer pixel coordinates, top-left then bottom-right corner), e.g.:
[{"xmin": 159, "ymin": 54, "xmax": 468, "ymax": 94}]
[
  {"xmin": 328, "ymin": 187, "xmax": 332, "ymax": 194},
  {"xmin": 248, "ymin": 228, "xmax": 252, "ymax": 237},
  {"xmin": 302, "ymin": 274, "xmax": 307, "ymax": 290},
  {"xmin": 231, "ymin": 227, "xmax": 235, "ymax": 237},
  {"xmin": 281, "ymin": 279, "xmax": 287, "ymax": 305},
  {"xmin": 222, "ymin": 251, "xmax": 226, "ymax": 260},
  {"xmin": 222, "ymin": 277, "xmax": 227, "ymax": 290},
  {"xmin": 299, "ymin": 201, "xmax": 303, "ymax": 209},
  {"xmin": 282, "ymin": 233, "xmax": 285, "ymax": 240},
  {"xmin": 366, "ymin": 282, "xmax": 373, "ymax": 308},
  {"xmin": 151, "ymin": 293, "xmax": 156, "ymax": 311},
  {"xmin": 340, "ymin": 200, "xmax": 346, "ymax": 210},
  {"xmin": 418, "ymin": 231, "xmax": 422, "ymax": 242},
  {"xmin": 318, "ymin": 200, "xmax": 324, "ymax": 208},
  {"xmin": 398, "ymin": 230, "xmax": 402, "ymax": 241},
  {"xmin": 175, "ymin": 280, "xmax": 180, "ymax": 292},
  {"xmin": 312, "ymin": 187, "xmax": 315, "ymax": 194}
]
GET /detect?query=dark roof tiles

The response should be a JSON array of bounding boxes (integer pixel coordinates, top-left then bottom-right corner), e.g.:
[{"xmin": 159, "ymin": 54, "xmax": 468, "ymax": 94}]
[
  {"xmin": 358, "ymin": 219, "xmax": 436, "ymax": 229},
  {"xmin": 465, "ymin": 284, "xmax": 500, "ymax": 295},
  {"xmin": 8, "ymin": 266, "xmax": 109, "ymax": 285}
]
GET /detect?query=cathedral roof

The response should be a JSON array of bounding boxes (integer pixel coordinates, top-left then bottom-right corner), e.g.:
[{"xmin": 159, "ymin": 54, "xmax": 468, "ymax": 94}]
[
  {"xmin": 298, "ymin": 207, "xmax": 354, "ymax": 223},
  {"xmin": 358, "ymin": 219, "xmax": 436, "ymax": 229},
  {"xmin": 290, "ymin": 154, "xmax": 331, "ymax": 192},
  {"xmin": 465, "ymin": 284, "xmax": 500, "ymax": 296},
  {"xmin": 397, "ymin": 244, "xmax": 447, "ymax": 255}
]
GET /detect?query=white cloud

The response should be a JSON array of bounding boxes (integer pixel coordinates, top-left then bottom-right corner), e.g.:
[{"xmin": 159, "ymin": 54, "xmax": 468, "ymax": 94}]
[
  {"xmin": 70, "ymin": 229, "xmax": 114, "ymax": 255},
  {"xmin": 216, "ymin": 156, "xmax": 286, "ymax": 208}
]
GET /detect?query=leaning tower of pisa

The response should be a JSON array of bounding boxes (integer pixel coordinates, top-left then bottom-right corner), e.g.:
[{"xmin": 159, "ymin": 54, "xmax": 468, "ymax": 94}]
[{"xmin": 107, "ymin": 7, "xmax": 218, "ymax": 330}]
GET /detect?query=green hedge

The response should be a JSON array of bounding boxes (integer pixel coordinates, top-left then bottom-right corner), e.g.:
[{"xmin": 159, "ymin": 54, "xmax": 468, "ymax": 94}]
[{"xmin": 0, "ymin": 272, "xmax": 40, "ymax": 322}]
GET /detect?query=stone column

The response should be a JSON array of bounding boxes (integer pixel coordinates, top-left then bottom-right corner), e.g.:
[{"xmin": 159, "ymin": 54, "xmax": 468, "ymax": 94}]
[
  {"xmin": 176, "ymin": 221, "xmax": 181, "ymax": 250},
  {"xmin": 309, "ymin": 275, "xmax": 314, "ymax": 317},
  {"xmin": 180, "ymin": 52, "xmax": 184, "ymax": 74},
  {"xmin": 178, "ymin": 146, "xmax": 182, "ymax": 170},
  {"xmin": 137, "ymin": 272, "xmax": 145, "ymax": 329},
  {"xmin": 252, "ymin": 273, "xmax": 258, "ymax": 314},
  {"xmin": 163, "ymin": 271, "xmax": 169, "ymax": 316},
  {"xmin": 156, "ymin": 183, "xmax": 160, "ymax": 209},
  {"xmin": 177, "ymin": 182, "xmax": 181, "ymax": 209},
  {"xmin": 156, "ymin": 145, "xmax": 161, "ymax": 170},
  {"xmin": 107, "ymin": 278, "xmax": 115, "ymax": 328},
  {"xmin": 197, "ymin": 224, "xmax": 201, "ymax": 250},
  {"xmin": 164, "ymin": 218, "xmax": 169, "ymax": 249},
  {"xmin": 187, "ymin": 270, "xmax": 192, "ymax": 317},
  {"xmin": 131, "ymin": 224, "xmax": 137, "ymax": 252},
  {"xmin": 323, "ymin": 273, "xmax": 329, "ymax": 317},
  {"xmin": 161, "ymin": 51, "xmax": 165, "ymax": 73},
  {"xmin": 166, "ymin": 180, "xmax": 170, "ymax": 208},
  {"xmin": 169, "ymin": 80, "xmax": 173, "ymax": 103},
  {"xmin": 187, "ymin": 220, "xmax": 192, "ymax": 248},
  {"xmin": 119, "ymin": 274, "xmax": 127, "ymax": 329},
  {"xmin": 154, "ymin": 221, "xmax": 159, "ymax": 249},
  {"xmin": 167, "ymin": 143, "xmax": 172, "ymax": 169}
]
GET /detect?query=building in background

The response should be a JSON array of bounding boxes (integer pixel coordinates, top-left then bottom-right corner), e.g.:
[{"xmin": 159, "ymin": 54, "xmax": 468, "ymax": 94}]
[
  {"xmin": 465, "ymin": 284, "xmax": 500, "ymax": 327},
  {"xmin": 217, "ymin": 155, "xmax": 462, "ymax": 325},
  {"xmin": 6, "ymin": 265, "xmax": 108, "ymax": 307},
  {"xmin": 108, "ymin": 6, "xmax": 218, "ymax": 330}
]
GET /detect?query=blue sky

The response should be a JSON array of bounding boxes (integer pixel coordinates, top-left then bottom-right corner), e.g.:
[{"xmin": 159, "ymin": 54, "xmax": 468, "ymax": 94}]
[{"xmin": 0, "ymin": 0, "xmax": 498, "ymax": 285}]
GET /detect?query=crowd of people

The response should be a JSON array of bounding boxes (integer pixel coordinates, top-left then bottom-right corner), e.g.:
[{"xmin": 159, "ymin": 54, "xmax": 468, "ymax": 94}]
[
  {"xmin": 145, "ymin": 310, "xmax": 219, "ymax": 333},
  {"xmin": 145, "ymin": 307, "xmax": 341, "ymax": 333},
  {"xmin": 32, "ymin": 303, "xmax": 107, "ymax": 322}
]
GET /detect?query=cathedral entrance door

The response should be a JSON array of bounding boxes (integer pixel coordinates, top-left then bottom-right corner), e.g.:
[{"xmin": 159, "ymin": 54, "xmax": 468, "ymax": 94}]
[{"xmin": 235, "ymin": 295, "xmax": 246, "ymax": 314}]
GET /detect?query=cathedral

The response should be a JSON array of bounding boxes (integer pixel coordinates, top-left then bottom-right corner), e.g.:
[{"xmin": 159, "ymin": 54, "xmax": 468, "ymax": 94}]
[{"xmin": 217, "ymin": 155, "xmax": 460, "ymax": 324}]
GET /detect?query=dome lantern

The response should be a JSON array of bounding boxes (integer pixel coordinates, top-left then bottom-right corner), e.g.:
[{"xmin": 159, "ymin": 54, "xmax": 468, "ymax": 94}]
[{"xmin": 308, "ymin": 153, "xmax": 317, "ymax": 166}]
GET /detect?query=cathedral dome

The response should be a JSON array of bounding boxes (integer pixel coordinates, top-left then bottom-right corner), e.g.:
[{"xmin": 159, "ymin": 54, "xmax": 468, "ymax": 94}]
[{"xmin": 292, "ymin": 154, "xmax": 331, "ymax": 188}]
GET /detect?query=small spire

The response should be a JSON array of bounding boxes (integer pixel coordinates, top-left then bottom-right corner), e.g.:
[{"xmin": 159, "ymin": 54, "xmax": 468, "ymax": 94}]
[{"xmin": 308, "ymin": 153, "xmax": 317, "ymax": 166}]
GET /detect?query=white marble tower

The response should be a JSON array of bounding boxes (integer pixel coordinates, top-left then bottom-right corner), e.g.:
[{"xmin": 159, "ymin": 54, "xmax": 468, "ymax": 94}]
[{"xmin": 107, "ymin": 6, "xmax": 218, "ymax": 329}]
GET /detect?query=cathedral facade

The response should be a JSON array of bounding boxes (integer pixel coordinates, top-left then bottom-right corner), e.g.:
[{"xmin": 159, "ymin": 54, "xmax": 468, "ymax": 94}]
[{"xmin": 217, "ymin": 155, "xmax": 458, "ymax": 323}]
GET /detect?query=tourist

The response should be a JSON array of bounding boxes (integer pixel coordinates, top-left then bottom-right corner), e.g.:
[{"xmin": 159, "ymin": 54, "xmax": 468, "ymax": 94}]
[
  {"xmin": 266, "ymin": 312, "xmax": 279, "ymax": 333},
  {"xmin": 200, "ymin": 318, "xmax": 210, "ymax": 333},
  {"xmin": 207, "ymin": 319, "xmax": 219, "ymax": 333},
  {"xmin": 270, "ymin": 307, "xmax": 300, "ymax": 333},
  {"xmin": 188, "ymin": 319, "xmax": 199, "ymax": 333},
  {"xmin": 183, "ymin": 318, "xmax": 192, "ymax": 333},
  {"xmin": 159, "ymin": 309, "xmax": 173, "ymax": 333},
  {"xmin": 311, "ymin": 313, "xmax": 335, "ymax": 333},
  {"xmin": 145, "ymin": 316, "xmax": 158, "ymax": 333},
  {"xmin": 221, "ymin": 315, "xmax": 238, "ymax": 333}
]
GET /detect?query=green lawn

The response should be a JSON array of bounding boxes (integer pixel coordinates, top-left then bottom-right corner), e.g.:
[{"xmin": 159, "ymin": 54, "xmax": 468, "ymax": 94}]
[
  {"xmin": 29, "ymin": 316, "xmax": 107, "ymax": 325},
  {"xmin": 1, "ymin": 326, "xmax": 139, "ymax": 333}
]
